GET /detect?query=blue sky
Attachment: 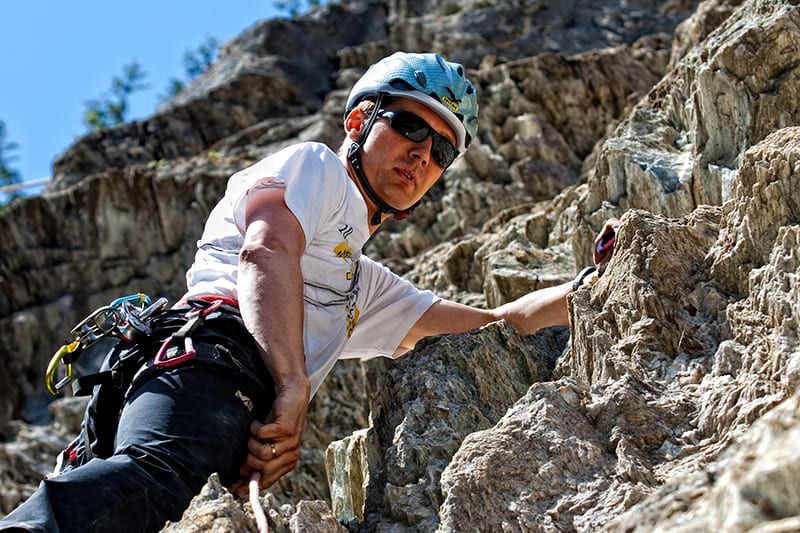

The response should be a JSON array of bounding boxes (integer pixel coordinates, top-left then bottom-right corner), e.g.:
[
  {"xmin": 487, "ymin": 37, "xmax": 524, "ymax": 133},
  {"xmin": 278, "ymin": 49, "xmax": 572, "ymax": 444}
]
[{"xmin": 1, "ymin": 1, "xmax": 282, "ymax": 194}]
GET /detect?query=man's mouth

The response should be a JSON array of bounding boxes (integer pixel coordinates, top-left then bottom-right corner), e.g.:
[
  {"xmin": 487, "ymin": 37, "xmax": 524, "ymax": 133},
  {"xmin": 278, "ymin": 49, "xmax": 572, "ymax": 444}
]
[{"xmin": 396, "ymin": 168, "xmax": 417, "ymax": 186}]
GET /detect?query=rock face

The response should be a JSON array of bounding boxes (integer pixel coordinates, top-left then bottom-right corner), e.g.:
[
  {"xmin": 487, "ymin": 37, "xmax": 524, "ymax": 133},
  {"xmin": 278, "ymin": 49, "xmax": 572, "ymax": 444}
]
[
  {"xmin": 349, "ymin": 323, "xmax": 568, "ymax": 531},
  {"xmin": 3, "ymin": 0, "xmax": 800, "ymax": 531},
  {"xmin": 606, "ymin": 387, "xmax": 800, "ymax": 532},
  {"xmin": 564, "ymin": 0, "xmax": 800, "ymax": 266}
]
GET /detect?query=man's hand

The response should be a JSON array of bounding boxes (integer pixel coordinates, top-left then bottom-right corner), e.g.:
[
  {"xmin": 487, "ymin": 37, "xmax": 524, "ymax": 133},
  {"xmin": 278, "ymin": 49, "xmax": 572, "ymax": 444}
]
[
  {"xmin": 232, "ymin": 379, "xmax": 310, "ymax": 493},
  {"xmin": 593, "ymin": 217, "xmax": 621, "ymax": 266}
]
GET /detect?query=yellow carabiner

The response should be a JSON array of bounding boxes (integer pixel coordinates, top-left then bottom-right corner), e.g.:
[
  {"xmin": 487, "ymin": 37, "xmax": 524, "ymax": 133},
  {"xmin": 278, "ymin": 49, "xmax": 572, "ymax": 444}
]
[{"xmin": 45, "ymin": 341, "xmax": 79, "ymax": 395}]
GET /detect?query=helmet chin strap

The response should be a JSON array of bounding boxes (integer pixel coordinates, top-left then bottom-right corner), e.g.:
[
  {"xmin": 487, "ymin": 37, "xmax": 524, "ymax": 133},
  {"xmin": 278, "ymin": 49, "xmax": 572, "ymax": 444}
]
[{"xmin": 347, "ymin": 92, "xmax": 420, "ymax": 226}]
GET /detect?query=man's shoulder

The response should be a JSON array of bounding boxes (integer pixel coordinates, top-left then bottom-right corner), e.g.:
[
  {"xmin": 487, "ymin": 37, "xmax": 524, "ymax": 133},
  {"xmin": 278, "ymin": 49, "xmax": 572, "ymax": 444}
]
[
  {"xmin": 275, "ymin": 142, "xmax": 341, "ymax": 166},
  {"xmin": 233, "ymin": 142, "xmax": 346, "ymax": 187}
]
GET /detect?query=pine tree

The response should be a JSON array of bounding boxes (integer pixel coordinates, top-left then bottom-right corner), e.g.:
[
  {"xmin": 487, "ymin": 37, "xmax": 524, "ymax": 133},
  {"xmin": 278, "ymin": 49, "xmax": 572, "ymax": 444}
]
[
  {"xmin": 84, "ymin": 62, "xmax": 149, "ymax": 132},
  {"xmin": 0, "ymin": 120, "xmax": 21, "ymax": 207},
  {"xmin": 160, "ymin": 36, "xmax": 220, "ymax": 101}
]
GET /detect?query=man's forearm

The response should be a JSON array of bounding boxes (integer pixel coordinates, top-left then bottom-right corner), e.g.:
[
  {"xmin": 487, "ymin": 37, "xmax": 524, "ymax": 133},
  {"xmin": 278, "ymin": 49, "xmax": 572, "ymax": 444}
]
[
  {"xmin": 237, "ymin": 243, "xmax": 309, "ymax": 390},
  {"xmin": 400, "ymin": 281, "xmax": 572, "ymax": 351},
  {"xmin": 491, "ymin": 281, "xmax": 572, "ymax": 336}
]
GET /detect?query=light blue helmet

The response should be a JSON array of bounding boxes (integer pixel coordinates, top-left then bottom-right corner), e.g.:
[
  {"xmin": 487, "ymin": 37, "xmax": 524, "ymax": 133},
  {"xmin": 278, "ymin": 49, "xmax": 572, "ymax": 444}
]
[{"xmin": 345, "ymin": 51, "xmax": 479, "ymax": 153}]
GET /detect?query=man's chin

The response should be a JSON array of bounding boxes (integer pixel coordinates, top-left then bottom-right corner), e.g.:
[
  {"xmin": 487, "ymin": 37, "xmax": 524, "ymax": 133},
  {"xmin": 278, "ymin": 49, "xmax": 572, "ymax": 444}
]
[{"xmin": 385, "ymin": 187, "xmax": 423, "ymax": 212}]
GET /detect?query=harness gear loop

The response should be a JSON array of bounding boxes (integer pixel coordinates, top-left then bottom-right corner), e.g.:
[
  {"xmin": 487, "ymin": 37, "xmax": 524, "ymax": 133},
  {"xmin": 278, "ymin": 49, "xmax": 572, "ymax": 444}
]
[{"xmin": 153, "ymin": 299, "xmax": 224, "ymax": 368}]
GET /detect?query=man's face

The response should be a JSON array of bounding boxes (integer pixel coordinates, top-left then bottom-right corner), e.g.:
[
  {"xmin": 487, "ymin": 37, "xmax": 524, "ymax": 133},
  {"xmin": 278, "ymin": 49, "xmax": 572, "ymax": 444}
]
[{"xmin": 351, "ymin": 98, "xmax": 458, "ymax": 214}]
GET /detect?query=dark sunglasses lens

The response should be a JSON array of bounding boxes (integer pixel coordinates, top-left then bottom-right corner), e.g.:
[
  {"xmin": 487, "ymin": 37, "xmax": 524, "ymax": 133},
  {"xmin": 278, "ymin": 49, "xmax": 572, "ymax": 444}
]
[
  {"xmin": 384, "ymin": 110, "xmax": 458, "ymax": 167},
  {"xmin": 391, "ymin": 112, "xmax": 430, "ymax": 142},
  {"xmin": 431, "ymin": 137, "xmax": 456, "ymax": 168}
]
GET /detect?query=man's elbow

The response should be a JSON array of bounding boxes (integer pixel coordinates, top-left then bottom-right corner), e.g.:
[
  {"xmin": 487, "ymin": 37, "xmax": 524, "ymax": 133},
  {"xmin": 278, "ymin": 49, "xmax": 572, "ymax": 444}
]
[{"xmin": 239, "ymin": 242, "xmax": 272, "ymax": 268}]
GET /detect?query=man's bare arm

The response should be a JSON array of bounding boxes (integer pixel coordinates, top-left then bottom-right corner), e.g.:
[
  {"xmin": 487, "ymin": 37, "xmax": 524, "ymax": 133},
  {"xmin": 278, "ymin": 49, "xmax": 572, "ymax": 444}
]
[
  {"xmin": 398, "ymin": 281, "xmax": 573, "ymax": 353},
  {"xmin": 398, "ymin": 216, "xmax": 621, "ymax": 352},
  {"xmin": 235, "ymin": 185, "xmax": 311, "ymax": 490}
]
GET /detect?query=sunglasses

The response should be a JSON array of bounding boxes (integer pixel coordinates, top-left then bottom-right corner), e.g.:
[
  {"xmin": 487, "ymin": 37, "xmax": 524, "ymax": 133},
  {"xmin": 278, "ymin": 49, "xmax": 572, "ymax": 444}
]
[{"xmin": 377, "ymin": 109, "xmax": 459, "ymax": 169}]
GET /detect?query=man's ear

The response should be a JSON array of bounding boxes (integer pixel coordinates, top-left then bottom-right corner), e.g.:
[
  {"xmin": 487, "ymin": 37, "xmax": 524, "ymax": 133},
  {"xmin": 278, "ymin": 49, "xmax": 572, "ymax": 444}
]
[{"xmin": 344, "ymin": 108, "xmax": 366, "ymax": 140}]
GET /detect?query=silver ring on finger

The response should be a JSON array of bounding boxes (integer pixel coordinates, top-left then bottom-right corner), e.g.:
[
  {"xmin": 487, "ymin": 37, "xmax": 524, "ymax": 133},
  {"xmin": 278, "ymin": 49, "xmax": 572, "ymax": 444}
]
[{"xmin": 269, "ymin": 441, "xmax": 277, "ymax": 459}]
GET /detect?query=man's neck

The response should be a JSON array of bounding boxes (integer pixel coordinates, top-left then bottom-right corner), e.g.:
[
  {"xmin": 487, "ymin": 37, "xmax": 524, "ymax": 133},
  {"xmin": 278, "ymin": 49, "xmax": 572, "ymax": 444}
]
[{"xmin": 340, "ymin": 153, "xmax": 385, "ymax": 233}]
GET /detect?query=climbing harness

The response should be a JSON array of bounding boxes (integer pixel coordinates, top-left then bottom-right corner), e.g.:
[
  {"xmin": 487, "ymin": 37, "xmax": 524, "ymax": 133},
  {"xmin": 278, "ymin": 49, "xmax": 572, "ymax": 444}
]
[
  {"xmin": 46, "ymin": 293, "xmax": 268, "ymax": 477},
  {"xmin": 45, "ymin": 293, "xmax": 158, "ymax": 395}
]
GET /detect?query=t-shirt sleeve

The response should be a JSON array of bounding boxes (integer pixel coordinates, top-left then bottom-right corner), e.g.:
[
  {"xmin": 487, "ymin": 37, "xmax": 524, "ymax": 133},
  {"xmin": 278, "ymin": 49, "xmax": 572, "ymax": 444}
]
[
  {"xmin": 230, "ymin": 143, "xmax": 345, "ymax": 247},
  {"xmin": 341, "ymin": 256, "xmax": 440, "ymax": 360}
]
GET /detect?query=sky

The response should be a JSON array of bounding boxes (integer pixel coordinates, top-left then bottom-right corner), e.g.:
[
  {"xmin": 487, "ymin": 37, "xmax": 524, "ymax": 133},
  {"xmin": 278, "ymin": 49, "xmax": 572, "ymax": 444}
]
[{"xmin": 0, "ymin": 1, "xmax": 283, "ymax": 195}]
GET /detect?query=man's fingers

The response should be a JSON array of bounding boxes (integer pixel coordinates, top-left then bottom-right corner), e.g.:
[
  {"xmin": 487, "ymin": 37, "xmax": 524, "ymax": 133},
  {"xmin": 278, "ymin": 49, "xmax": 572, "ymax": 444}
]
[
  {"xmin": 247, "ymin": 435, "xmax": 292, "ymax": 461},
  {"xmin": 246, "ymin": 447, "xmax": 301, "ymax": 472},
  {"xmin": 250, "ymin": 420, "xmax": 302, "ymax": 449},
  {"xmin": 245, "ymin": 448, "xmax": 301, "ymax": 489}
]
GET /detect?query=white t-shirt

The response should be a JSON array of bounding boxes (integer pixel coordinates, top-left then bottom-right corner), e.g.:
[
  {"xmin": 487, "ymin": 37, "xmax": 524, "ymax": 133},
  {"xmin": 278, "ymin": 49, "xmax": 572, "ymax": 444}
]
[{"xmin": 184, "ymin": 142, "xmax": 439, "ymax": 396}]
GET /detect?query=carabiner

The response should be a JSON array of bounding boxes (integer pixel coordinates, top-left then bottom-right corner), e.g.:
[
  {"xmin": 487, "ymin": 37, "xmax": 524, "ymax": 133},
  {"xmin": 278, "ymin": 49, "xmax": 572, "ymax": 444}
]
[
  {"xmin": 45, "ymin": 341, "xmax": 79, "ymax": 395},
  {"xmin": 110, "ymin": 293, "xmax": 151, "ymax": 311},
  {"xmin": 153, "ymin": 336, "xmax": 196, "ymax": 368},
  {"xmin": 69, "ymin": 306, "xmax": 120, "ymax": 348}
]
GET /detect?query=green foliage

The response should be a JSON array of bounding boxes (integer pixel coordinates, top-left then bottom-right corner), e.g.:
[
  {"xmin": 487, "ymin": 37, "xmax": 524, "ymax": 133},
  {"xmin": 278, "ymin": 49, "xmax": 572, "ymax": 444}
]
[
  {"xmin": 0, "ymin": 120, "xmax": 21, "ymax": 206},
  {"xmin": 275, "ymin": 0, "xmax": 322, "ymax": 17},
  {"xmin": 160, "ymin": 36, "xmax": 219, "ymax": 101},
  {"xmin": 84, "ymin": 61, "xmax": 149, "ymax": 133},
  {"xmin": 184, "ymin": 36, "xmax": 219, "ymax": 79}
]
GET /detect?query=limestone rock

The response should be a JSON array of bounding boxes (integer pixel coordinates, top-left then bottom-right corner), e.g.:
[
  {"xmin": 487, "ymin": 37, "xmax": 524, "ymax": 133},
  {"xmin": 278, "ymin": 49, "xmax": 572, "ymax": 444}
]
[
  {"xmin": 432, "ymin": 130, "xmax": 800, "ymax": 530},
  {"xmin": 288, "ymin": 500, "xmax": 347, "ymax": 532},
  {"xmin": 404, "ymin": 200, "xmax": 576, "ymax": 307},
  {"xmin": 693, "ymin": 129, "xmax": 800, "ymax": 455},
  {"xmin": 710, "ymin": 127, "xmax": 800, "ymax": 298},
  {"xmin": 48, "ymin": 397, "xmax": 90, "ymax": 436},
  {"xmin": 324, "ymin": 429, "xmax": 371, "ymax": 524},
  {"xmin": 161, "ymin": 473, "xmax": 257, "ymax": 533},
  {"xmin": 354, "ymin": 322, "xmax": 569, "ymax": 530},
  {"xmin": 606, "ymin": 388, "xmax": 800, "ymax": 532},
  {"xmin": 388, "ymin": 0, "xmax": 698, "ymax": 69},
  {"xmin": 669, "ymin": 0, "xmax": 746, "ymax": 67},
  {"xmin": 558, "ymin": 207, "xmax": 726, "ymax": 386},
  {"xmin": 161, "ymin": 474, "xmax": 344, "ymax": 533},
  {"xmin": 438, "ymin": 379, "xmax": 616, "ymax": 532},
  {"xmin": 566, "ymin": 0, "xmax": 800, "ymax": 266},
  {"xmin": 0, "ymin": 422, "xmax": 69, "ymax": 516}
]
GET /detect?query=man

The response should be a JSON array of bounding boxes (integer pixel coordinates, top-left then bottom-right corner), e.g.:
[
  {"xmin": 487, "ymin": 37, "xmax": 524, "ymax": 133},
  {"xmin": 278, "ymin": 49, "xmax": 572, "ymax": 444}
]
[{"xmin": 1, "ymin": 52, "xmax": 605, "ymax": 532}]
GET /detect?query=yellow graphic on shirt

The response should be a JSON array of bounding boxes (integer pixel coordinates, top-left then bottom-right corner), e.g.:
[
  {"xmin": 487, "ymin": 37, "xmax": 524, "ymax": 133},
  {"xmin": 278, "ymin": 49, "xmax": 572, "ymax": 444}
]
[
  {"xmin": 334, "ymin": 242, "xmax": 357, "ymax": 281},
  {"xmin": 345, "ymin": 305, "xmax": 360, "ymax": 338},
  {"xmin": 333, "ymin": 240, "xmax": 360, "ymax": 337}
]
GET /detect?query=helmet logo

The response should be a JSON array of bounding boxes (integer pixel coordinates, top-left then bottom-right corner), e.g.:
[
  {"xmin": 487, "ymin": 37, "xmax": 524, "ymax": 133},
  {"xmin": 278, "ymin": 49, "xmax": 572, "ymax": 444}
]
[{"xmin": 441, "ymin": 95, "xmax": 459, "ymax": 112}]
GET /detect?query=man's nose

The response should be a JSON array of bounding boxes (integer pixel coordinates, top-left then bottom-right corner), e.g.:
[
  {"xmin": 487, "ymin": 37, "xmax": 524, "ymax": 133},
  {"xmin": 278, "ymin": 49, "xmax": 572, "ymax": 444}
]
[{"xmin": 408, "ymin": 136, "xmax": 432, "ymax": 166}]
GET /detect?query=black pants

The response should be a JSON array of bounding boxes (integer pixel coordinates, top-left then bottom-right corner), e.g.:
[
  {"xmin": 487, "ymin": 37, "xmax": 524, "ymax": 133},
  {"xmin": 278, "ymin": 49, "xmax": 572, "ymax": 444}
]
[{"xmin": 1, "ymin": 317, "xmax": 273, "ymax": 533}]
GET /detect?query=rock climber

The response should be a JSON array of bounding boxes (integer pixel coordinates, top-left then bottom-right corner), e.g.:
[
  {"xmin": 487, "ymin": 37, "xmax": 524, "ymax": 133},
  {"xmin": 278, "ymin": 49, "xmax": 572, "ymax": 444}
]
[{"xmin": 0, "ymin": 51, "xmax": 614, "ymax": 533}]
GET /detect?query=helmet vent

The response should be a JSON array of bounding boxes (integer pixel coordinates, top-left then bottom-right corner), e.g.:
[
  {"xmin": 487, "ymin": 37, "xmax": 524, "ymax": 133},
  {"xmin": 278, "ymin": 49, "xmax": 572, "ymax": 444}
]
[
  {"xmin": 457, "ymin": 66, "xmax": 464, "ymax": 76},
  {"xmin": 389, "ymin": 79, "xmax": 416, "ymax": 91},
  {"xmin": 414, "ymin": 70, "xmax": 428, "ymax": 88},
  {"xmin": 466, "ymin": 85, "xmax": 474, "ymax": 95}
]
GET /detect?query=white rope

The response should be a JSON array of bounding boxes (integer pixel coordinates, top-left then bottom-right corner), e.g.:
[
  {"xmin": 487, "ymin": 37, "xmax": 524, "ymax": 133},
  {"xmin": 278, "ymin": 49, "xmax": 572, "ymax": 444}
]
[
  {"xmin": 249, "ymin": 472, "xmax": 269, "ymax": 533},
  {"xmin": 0, "ymin": 177, "xmax": 51, "ymax": 194}
]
